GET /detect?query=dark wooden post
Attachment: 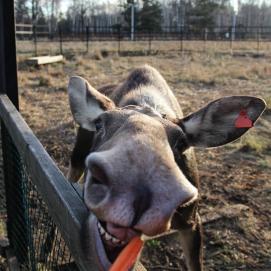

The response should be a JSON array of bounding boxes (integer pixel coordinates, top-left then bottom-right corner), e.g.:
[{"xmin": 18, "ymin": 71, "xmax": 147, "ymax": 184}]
[
  {"xmin": 0, "ymin": 0, "xmax": 19, "ymax": 109},
  {"xmin": 0, "ymin": 0, "xmax": 29, "ymax": 266}
]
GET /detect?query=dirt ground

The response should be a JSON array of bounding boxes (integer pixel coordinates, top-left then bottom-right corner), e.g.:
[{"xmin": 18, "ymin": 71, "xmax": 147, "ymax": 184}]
[{"xmin": 17, "ymin": 44, "xmax": 271, "ymax": 271}]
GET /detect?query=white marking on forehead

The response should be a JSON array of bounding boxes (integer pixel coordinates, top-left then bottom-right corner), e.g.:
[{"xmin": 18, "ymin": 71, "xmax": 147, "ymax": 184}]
[
  {"xmin": 121, "ymin": 104, "xmax": 163, "ymax": 118},
  {"xmin": 120, "ymin": 86, "xmax": 177, "ymax": 118}
]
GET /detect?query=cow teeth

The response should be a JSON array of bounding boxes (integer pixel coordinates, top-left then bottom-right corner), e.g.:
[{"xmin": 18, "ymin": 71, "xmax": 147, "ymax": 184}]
[
  {"xmin": 111, "ymin": 236, "xmax": 120, "ymax": 244},
  {"xmin": 97, "ymin": 221, "xmax": 123, "ymax": 245},
  {"xmin": 104, "ymin": 232, "xmax": 111, "ymax": 241},
  {"xmin": 97, "ymin": 222, "xmax": 105, "ymax": 235}
]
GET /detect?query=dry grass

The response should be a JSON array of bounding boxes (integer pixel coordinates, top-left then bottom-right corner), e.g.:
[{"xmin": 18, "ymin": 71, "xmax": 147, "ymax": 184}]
[
  {"xmin": 239, "ymin": 133, "xmax": 270, "ymax": 153},
  {"xmin": 16, "ymin": 39, "xmax": 271, "ymax": 57},
  {"xmin": 16, "ymin": 43, "xmax": 271, "ymax": 271}
]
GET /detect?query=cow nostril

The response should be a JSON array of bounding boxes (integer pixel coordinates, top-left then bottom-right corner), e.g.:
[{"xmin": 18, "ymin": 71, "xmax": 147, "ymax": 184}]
[
  {"xmin": 89, "ymin": 163, "xmax": 109, "ymax": 186},
  {"xmin": 92, "ymin": 176, "xmax": 105, "ymax": 185}
]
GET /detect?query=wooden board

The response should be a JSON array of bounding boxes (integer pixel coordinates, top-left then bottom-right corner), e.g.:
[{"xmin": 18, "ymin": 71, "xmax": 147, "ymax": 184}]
[
  {"xmin": 16, "ymin": 24, "xmax": 33, "ymax": 28},
  {"xmin": 27, "ymin": 55, "xmax": 64, "ymax": 65}
]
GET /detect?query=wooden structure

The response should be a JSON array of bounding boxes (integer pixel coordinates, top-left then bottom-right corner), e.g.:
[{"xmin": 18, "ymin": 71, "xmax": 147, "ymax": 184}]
[
  {"xmin": 16, "ymin": 24, "xmax": 33, "ymax": 35},
  {"xmin": 16, "ymin": 24, "xmax": 49, "ymax": 36},
  {"xmin": 0, "ymin": 1, "xmax": 97, "ymax": 270},
  {"xmin": 27, "ymin": 55, "xmax": 64, "ymax": 65}
]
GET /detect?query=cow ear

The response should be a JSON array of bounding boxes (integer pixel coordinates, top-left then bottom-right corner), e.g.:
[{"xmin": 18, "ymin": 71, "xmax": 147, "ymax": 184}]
[
  {"xmin": 178, "ymin": 96, "xmax": 266, "ymax": 148},
  {"xmin": 68, "ymin": 76, "xmax": 115, "ymax": 131}
]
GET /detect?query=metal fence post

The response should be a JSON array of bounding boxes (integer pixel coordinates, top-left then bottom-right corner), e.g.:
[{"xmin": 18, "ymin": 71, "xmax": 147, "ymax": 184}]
[
  {"xmin": 230, "ymin": 26, "xmax": 233, "ymax": 55},
  {"xmin": 59, "ymin": 26, "xmax": 63, "ymax": 55},
  {"xmin": 86, "ymin": 26, "xmax": 89, "ymax": 53},
  {"xmin": 33, "ymin": 24, "xmax": 38, "ymax": 57},
  {"xmin": 118, "ymin": 25, "xmax": 121, "ymax": 55},
  {"xmin": 148, "ymin": 30, "xmax": 152, "ymax": 54},
  {"xmin": 204, "ymin": 28, "xmax": 208, "ymax": 52},
  {"xmin": 257, "ymin": 27, "xmax": 260, "ymax": 54},
  {"xmin": 180, "ymin": 27, "xmax": 183, "ymax": 53}
]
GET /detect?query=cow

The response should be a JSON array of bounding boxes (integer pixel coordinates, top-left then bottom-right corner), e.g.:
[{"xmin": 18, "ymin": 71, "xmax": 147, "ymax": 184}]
[{"xmin": 67, "ymin": 65, "xmax": 266, "ymax": 271}]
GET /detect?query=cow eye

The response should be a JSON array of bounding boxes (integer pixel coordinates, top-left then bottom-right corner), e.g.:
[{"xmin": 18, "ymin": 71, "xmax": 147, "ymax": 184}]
[{"xmin": 94, "ymin": 118, "xmax": 103, "ymax": 131}]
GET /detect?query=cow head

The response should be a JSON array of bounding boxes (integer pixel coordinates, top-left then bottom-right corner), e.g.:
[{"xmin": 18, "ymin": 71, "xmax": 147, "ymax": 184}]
[{"xmin": 68, "ymin": 75, "xmax": 265, "ymax": 270}]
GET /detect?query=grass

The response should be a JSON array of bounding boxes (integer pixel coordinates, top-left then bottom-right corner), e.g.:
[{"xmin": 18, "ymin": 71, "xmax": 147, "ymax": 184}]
[
  {"xmin": 0, "ymin": 220, "xmax": 6, "ymax": 236},
  {"xmin": 258, "ymin": 157, "xmax": 271, "ymax": 169},
  {"xmin": 16, "ymin": 40, "xmax": 271, "ymax": 57},
  {"xmin": 38, "ymin": 75, "xmax": 52, "ymax": 87},
  {"xmin": 263, "ymin": 95, "xmax": 271, "ymax": 114},
  {"xmin": 239, "ymin": 134, "xmax": 270, "ymax": 154},
  {"xmin": 15, "ymin": 42, "xmax": 271, "ymax": 271},
  {"xmin": 146, "ymin": 239, "xmax": 161, "ymax": 248}
]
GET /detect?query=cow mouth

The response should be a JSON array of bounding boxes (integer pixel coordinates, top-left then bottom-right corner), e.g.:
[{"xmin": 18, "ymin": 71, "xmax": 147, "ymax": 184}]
[
  {"xmin": 88, "ymin": 217, "xmax": 142, "ymax": 271},
  {"xmin": 86, "ymin": 216, "xmax": 142, "ymax": 271},
  {"xmin": 97, "ymin": 220, "xmax": 141, "ymax": 262}
]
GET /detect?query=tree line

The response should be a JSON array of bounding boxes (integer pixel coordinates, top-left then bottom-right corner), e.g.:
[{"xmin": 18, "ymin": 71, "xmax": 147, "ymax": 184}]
[{"xmin": 15, "ymin": 0, "xmax": 271, "ymax": 35}]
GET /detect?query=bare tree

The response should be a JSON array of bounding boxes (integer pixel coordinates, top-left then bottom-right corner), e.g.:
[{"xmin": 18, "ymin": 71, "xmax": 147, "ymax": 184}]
[{"xmin": 15, "ymin": 0, "xmax": 30, "ymax": 23}]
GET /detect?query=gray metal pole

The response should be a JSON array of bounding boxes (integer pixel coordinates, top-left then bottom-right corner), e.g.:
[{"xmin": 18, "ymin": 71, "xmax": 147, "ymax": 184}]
[
  {"xmin": 131, "ymin": 3, "xmax": 135, "ymax": 41},
  {"xmin": 232, "ymin": 13, "xmax": 236, "ymax": 41}
]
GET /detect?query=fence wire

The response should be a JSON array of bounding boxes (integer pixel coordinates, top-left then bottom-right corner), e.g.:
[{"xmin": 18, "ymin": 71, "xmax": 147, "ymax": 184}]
[
  {"xmin": 0, "ymin": 126, "xmax": 6, "ymax": 225},
  {"xmin": 0, "ymin": 125, "xmax": 7, "ymax": 270},
  {"xmin": 0, "ymin": 123, "xmax": 79, "ymax": 271}
]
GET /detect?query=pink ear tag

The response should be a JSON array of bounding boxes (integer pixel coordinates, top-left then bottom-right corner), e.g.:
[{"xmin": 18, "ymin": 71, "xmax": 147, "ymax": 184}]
[{"xmin": 235, "ymin": 110, "xmax": 253, "ymax": 128}]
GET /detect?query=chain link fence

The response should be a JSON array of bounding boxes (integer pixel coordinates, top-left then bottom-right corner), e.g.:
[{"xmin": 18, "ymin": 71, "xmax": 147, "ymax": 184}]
[
  {"xmin": 0, "ymin": 95, "xmax": 93, "ymax": 270},
  {"xmin": 16, "ymin": 25, "xmax": 271, "ymax": 56},
  {"xmin": 0, "ymin": 124, "xmax": 79, "ymax": 270}
]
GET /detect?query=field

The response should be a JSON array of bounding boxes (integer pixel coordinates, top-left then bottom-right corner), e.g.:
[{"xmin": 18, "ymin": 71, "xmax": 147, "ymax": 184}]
[
  {"xmin": 16, "ymin": 39, "xmax": 271, "ymax": 57},
  {"xmin": 17, "ymin": 41, "xmax": 271, "ymax": 270}
]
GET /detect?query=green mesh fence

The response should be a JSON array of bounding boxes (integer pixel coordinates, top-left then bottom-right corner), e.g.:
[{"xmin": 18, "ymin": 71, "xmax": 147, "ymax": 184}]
[
  {"xmin": 0, "ymin": 124, "xmax": 7, "ymax": 270},
  {"xmin": 0, "ymin": 123, "xmax": 80, "ymax": 271}
]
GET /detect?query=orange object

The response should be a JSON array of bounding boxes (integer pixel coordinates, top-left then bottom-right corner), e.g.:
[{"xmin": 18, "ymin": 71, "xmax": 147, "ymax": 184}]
[{"xmin": 109, "ymin": 237, "xmax": 144, "ymax": 271}]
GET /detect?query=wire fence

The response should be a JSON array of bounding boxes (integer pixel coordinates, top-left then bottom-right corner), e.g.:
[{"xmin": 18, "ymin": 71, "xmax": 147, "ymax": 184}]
[
  {"xmin": 16, "ymin": 24, "xmax": 271, "ymax": 56},
  {"xmin": 0, "ymin": 95, "xmax": 94, "ymax": 271},
  {"xmin": 0, "ymin": 125, "xmax": 7, "ymax": 270},
  {"xmin": 0, "ymin": 124, "xmax": 78, "ymax": 270}
]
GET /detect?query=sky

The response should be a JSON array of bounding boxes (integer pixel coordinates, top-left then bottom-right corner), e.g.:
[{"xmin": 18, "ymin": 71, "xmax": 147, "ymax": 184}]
[{"xmin": 60, "ymin": 0, "xmax": 115, "ymax": 12}]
